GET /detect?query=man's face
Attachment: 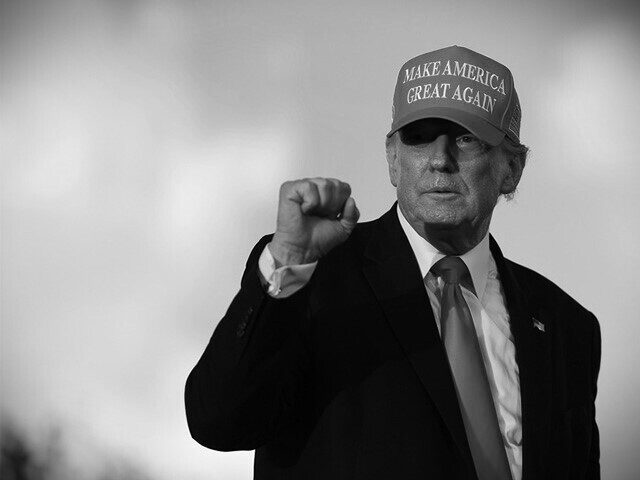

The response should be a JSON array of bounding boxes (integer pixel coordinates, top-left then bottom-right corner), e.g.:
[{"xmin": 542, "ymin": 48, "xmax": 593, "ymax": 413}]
[{"xmin": 386, "ymin": 119, "xmax": 522, "ymax": 241}]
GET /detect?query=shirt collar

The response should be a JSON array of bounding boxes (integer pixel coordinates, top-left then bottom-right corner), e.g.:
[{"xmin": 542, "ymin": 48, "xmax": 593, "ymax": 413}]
[{"xmin": 396, "ymin": 204, "xmax": 490, "ymax": 300}]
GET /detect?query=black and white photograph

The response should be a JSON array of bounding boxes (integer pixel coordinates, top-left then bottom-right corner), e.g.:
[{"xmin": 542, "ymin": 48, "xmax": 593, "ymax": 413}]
[{"xmin": 2, "ymin": 1, "xmax": 639, "ymax": 479}]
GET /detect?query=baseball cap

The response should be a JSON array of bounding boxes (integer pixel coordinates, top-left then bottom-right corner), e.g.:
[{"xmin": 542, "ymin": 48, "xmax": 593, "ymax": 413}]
[{"xmin": 388, "ymin": 45, "xmax": 521, "ymax": 146}]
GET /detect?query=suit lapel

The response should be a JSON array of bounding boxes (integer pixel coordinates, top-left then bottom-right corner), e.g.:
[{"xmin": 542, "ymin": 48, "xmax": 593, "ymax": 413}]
[
  {"xmin": 362, "ymin": 205, "xmax": 476, "ymax": 477},
  {"xmin": 490, "ymin": 237, "xmax": 552, "ymax": 480}
]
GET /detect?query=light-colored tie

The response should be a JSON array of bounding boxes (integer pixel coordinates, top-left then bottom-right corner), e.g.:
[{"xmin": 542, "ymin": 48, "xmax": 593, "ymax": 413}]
[{"xmin": 431, "ymin": 256, "xmax": 512, "ymax": 480}]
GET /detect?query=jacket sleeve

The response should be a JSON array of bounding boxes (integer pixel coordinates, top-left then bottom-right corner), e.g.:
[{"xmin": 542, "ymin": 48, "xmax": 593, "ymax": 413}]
[
  {"xmin": 586, "ymin": 312, "xmax": 602, "ymax": 479},
  {"xmin": 185, "ymin": 234, "xmax": 313, "ymax": 451}
]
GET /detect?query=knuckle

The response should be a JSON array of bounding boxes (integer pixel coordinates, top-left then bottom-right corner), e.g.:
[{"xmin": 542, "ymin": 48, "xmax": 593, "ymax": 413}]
[
  {"xmin": 329, "ymin": 178, "xmax": 343, "ymax": 190},
  {"xmin": 313, "ymin": 177, "xmax": 327, "ymax": 189},
  {"xmin": 279, "ymin": 181, "xmax": 292, "ymax": 197},
  {"xmin": 323, "ymin": 177, "xmax": 336, "ymax": 186},
  {"xmin": 298, "ymin": 179, "xmax": 313, "ymax": 193},
  {"xmin": 323, "ymin": 181, "xmax": 335, "ymax": 195},
  {"xmin": 334, "ymin": 181, "xmax": 350, "ymax": 198},
  {"xmin": 303, "ymin": 182, "xmax": 319, "ymax": 200},
  {"xmin": 325, "ymin": 178, "xmax": 338, "ymax": 189}
]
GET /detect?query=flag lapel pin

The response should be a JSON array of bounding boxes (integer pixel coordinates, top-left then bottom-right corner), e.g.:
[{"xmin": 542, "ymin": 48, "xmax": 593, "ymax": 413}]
[{"xmin": 533, "ymin": 317, "xmax": 545, "ymax": 333}]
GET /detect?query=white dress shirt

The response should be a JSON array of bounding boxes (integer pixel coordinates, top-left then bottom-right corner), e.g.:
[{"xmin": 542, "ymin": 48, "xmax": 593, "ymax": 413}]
[{"xmin": 258, "ymin": 206, "xmax": 522, "ymax": 479}]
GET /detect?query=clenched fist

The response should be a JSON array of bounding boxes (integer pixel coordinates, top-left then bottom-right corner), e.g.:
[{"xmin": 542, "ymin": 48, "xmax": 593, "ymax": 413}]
[{"xmin": 269, "ymin": 178, "xmax": 360, "ymax": 266}]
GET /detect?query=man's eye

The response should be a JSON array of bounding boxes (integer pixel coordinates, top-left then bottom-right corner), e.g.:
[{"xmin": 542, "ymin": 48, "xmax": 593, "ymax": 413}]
[{"xmin": 455, "ymin": 135, "xmax": 487, "ymax": 151}]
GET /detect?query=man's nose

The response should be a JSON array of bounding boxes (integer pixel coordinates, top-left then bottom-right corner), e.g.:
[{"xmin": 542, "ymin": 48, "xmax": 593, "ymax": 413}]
[{"xmin": 427, "ymin": 134, "xmax": 456, "ymax": 172}]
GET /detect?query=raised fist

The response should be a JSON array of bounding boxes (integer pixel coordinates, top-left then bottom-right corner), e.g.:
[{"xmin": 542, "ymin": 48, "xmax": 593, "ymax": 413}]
[{"xmin": 269, "ymin": 177, "xmax": 360, "ymax": 266}]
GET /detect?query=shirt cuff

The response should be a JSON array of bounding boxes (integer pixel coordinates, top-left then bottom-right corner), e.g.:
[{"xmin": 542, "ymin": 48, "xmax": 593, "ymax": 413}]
[{"xmin": 257, "ymin": 243, "xmax": 318, "ymax": 298}]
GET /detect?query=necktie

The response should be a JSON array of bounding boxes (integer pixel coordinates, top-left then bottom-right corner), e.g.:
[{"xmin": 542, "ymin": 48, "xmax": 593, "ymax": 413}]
[{"xmin": 431, "ymin": 256, "xmax": 512, "ymax": 480}]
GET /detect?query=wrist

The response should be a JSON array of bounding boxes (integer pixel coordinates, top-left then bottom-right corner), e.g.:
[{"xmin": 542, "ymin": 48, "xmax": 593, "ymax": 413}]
[{"xmin": 268, "ymin": 240, "xmax": 317, "ymax": 267}]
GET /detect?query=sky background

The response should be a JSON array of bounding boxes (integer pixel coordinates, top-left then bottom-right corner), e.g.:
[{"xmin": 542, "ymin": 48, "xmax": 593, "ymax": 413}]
[{"xmin": 2, "ymin": 0, "xmax": 640, "ymax": 478}]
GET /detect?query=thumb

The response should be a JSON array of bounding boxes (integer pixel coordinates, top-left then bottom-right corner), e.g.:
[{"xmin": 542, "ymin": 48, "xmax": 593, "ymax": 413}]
[{"xmin": 339, "ymin": 197, "xmax": 359, "ymax": 232}]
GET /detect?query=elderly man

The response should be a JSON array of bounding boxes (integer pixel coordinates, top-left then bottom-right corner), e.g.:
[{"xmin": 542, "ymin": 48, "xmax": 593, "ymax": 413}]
[{"xmin": 185, "ymin": 46, "xmax": 601, "ymax": 480}]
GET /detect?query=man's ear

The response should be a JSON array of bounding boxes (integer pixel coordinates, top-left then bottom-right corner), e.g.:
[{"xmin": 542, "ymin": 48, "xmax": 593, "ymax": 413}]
[
  {"xmin": 499, "ymin": 153, "xmax": 525, "ymax": 195},
  {"xmin": 386, "ymin": 134, "xmax": 399, "ymax": 188}
]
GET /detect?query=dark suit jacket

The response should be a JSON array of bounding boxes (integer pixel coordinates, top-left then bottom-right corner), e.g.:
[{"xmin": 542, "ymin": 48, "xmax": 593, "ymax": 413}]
[{"xmin": 185, "ymin": 204, "xmax": 601, "ymax": 479}]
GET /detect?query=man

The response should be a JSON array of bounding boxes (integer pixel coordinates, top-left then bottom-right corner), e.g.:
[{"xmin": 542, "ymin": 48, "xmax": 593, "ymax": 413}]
[{"xmin": 185, "ymin": 45, "xmax": 601, "ymax": 479}]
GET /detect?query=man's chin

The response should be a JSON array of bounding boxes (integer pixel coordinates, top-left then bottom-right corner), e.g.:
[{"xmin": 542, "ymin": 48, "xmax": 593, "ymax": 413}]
[
  {"xmin": 421, "ymin": 218, "xmax": 464, "ymax": 232},
  {"xmin": 415, "ymin": 204, "xmax": 465, "ymax": 231},
  {"xmin": 399, "ymin": 199, "xmax": 466, "ymax": 230}
]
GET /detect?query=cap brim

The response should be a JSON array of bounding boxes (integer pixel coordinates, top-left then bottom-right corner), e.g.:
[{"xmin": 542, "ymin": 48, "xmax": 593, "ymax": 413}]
[{"xmin": 387, "ymin": 107, "xmax": 505, "ymax": 146}]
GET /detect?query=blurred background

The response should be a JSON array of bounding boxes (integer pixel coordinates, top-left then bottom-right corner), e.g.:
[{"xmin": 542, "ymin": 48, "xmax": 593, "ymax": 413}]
[{"xmin": 2, "ymin": 0, "xmax": 639, "ymax": 478}]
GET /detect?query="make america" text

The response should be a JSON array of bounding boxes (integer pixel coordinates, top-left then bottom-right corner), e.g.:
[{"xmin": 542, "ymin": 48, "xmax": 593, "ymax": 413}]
[{"xmin": 402, "ymin": 60, "xmax": 507, "ymax": 96}]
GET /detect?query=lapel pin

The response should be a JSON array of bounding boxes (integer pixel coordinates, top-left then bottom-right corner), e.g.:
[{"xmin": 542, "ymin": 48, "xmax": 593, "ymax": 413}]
[{"xmin": 533, "ymin": 318, "xmax": 545, "ymax": 333}]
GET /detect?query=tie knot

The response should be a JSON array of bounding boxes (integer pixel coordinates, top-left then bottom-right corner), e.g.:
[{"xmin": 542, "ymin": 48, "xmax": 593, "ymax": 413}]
[{"xmin": 430, "ymin": 256, "xmax": 474, "ymax": 291}]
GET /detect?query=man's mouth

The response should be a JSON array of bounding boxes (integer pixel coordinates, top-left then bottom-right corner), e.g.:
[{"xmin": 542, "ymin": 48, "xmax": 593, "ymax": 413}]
[{"xmin": 425, "ymin": 187, "xmax": 460, "ymax": 194}]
